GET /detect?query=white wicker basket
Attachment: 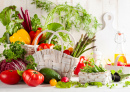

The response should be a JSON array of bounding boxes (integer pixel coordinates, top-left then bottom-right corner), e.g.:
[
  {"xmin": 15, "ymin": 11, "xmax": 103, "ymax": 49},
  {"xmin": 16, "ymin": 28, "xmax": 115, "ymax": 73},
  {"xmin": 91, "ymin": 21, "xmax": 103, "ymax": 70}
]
[
  {"xmin": 32, "ymin": 30, "xmax": 79, "ymax": 79},
  {"xmin": 79, "ymin": 71, "xmax": 112, "ymax": 85},
  {"xmin": 105, "ymin": 55, "xmax": 130, "ymax": 74}
]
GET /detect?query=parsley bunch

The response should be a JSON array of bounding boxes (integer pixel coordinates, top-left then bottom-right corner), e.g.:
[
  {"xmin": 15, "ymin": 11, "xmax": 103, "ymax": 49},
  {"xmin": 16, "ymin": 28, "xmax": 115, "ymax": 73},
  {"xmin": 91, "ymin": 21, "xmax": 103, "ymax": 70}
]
[
  {"xmin": 31, "ymin": 14, "xmax": 43, "ymax": 31},
  {"xmin": 26, "ymin": 55, "xmax": 37, "ymax": 70},
  {"xmin": 1, "ymin": 41, "xmax": 26, "ymax": 62}
]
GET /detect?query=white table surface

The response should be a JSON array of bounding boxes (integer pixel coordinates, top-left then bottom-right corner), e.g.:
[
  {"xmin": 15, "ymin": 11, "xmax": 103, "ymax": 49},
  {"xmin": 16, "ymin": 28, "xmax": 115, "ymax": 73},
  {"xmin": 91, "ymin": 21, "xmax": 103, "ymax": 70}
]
[{"xmin": 0, "ymin": 77, "xmax": 130, "ymax": 92}]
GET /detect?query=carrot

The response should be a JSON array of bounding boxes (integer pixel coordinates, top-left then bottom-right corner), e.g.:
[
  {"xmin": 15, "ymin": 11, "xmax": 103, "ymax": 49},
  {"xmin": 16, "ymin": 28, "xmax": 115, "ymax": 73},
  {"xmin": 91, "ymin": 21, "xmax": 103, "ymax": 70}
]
[{"xmin": 31, "ymin": 30, "xmax": 42, "ymax": 45}]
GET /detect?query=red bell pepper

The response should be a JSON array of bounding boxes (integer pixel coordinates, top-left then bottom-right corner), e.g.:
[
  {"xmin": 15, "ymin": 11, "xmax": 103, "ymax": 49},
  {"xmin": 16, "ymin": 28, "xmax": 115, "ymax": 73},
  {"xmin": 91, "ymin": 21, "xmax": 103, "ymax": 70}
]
[
  {"xmin": 29, "ymin": 27, "xmax": 43, "ymax": 44},
  {"xmin": 74, "ymin": 56, "xmax": 86, "ymax": 75},
  {"xmin": 29, "ymin": 31, "xmax": 36, "ymax": 41}
]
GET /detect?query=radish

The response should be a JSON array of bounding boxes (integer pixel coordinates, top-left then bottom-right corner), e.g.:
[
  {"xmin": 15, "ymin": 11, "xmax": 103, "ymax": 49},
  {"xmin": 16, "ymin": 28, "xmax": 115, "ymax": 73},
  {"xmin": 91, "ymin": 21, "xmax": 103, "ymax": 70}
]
[{"xmin": 61, "ymin": 77, "xmax": 69, "ymax": 83}]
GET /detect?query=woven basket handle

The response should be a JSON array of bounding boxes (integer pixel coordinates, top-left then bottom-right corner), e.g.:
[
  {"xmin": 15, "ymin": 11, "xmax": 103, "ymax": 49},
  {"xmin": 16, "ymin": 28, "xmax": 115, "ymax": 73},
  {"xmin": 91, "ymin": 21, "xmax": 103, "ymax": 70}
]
[
  {"xmin": 48, "ymin": 30, "xmax": 76, "ymax": 52},
  {"xmin": 34, "ymin": 30, "xmax": 76, "ymax": 53},
  {"xmin": 114, "ymin": 55, "xmax": 127, "ymax": 66}
]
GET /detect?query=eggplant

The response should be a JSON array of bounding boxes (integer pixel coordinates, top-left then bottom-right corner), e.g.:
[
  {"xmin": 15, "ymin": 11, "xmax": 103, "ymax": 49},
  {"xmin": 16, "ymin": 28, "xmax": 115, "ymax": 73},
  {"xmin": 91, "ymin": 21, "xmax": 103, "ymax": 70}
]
[{"xmin": 111, "ymin": 72, "xmax": 130, "ymax": 82}]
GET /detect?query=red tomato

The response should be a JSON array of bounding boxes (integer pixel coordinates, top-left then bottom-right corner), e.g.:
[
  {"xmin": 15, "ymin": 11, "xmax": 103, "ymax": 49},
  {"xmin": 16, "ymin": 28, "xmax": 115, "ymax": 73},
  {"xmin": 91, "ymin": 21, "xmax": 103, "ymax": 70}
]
[
  {"xmin": 37, "ymin": 43, "xmax": 51, "ymax": 51},
  {"xmin": 68, "ymin": 47, "xmax": 73, "ymax": 54},
  {"xmin": 0, "ymin": 70, "xmax": 21, "ymax": 85},
  {"xmin": 37, "ymin": 27, "xmax": 42, "ymax": 31},
  {"xmin": 117, "ymin": 61, "xmax": 124, "ymax": 66},
  {"xmin": 63, "ymin": 50, "xmax": 70, "ymax": 55},
  {"xmin": 22, "ymin": 69, "xmax": 44, "ymax": 87}
]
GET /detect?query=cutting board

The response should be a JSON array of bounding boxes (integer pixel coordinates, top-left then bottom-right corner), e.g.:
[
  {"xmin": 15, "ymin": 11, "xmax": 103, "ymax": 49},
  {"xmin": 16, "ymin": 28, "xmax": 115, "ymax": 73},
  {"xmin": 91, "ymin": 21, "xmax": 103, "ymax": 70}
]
[{"xmin": 94, "ymin": 12, "xmax": 117, "ymax": 63}]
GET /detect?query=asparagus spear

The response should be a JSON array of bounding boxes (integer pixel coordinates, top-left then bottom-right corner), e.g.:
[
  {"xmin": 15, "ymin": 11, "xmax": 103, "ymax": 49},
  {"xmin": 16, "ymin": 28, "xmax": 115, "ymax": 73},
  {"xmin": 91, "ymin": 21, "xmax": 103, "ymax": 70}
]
[
  {"xmin": 71, "ymin": 42, "xmax": 78, "ymax": 56},
  {"xmin": 75, "ymin": 36, "xmax": 89, "ymax": 57},
  {"xmin": 78, "ymin": 46, "xmax": 96, "ymax": 57},
  {"xmin": 72, "ymin": 34, "xmax": 83, "ymax": 57}
]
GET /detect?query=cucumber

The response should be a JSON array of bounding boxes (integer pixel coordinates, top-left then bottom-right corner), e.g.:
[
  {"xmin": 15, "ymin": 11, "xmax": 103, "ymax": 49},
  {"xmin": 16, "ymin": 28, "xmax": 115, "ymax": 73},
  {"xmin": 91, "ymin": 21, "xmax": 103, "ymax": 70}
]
[{"xmin": 39, "ymin": 68, "xmax": 61, "ymax": 84}]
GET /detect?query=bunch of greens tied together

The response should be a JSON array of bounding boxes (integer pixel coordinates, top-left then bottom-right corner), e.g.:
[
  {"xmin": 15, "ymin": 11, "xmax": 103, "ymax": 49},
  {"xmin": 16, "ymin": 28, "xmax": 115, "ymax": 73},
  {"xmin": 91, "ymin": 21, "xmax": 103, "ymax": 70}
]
[{"xmin": 80, "ymin": 58, "xmax": 106, "ymax": 73}]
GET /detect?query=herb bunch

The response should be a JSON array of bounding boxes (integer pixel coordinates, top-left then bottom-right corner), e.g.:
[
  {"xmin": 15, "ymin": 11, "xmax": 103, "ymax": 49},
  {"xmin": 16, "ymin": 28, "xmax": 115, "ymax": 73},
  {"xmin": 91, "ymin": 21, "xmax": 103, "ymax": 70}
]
[
  {"xmin": 32, "ymin": 0, "xmax": 100, "ymax": 38},
  {"xmin": 26, "ymin": 55, "xmax": 37, "ymax": 70},
  {"xmin": 31, "ymin": 0, "xmax": 55, "ymax": 12},
  {"xmin": 31, "ymin": 14, "xmax": 43, "ymax": 31},
  {"xmin": 71, "ymin": 33, "xmax": 96, "ymax": 58},
  {"xmin": 0, "ymin": 41, "xmax": 26, "ymax": 62}
]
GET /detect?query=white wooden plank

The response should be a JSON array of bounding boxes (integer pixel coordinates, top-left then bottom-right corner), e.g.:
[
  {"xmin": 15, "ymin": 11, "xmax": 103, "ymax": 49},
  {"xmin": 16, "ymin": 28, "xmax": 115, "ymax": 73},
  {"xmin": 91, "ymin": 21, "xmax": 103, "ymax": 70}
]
[
  {"xmin": 72, "ymin": 0, "xmax": 86, "ymax": 9},
  {"xmin": 26, "ymin": 0, "xmax": 42, "ymax": 22},
  {"xmin": 95, "ymin": 0, "xmax": 118, "ymax": 64},
  {"xmin": 118, "ymin": 0, "xmax": 130, "ymax": 63},
  {"xmin": 11, "ymin": 0, "xmax": 26, "ymax": 12},
  {"xmin": 86, "ymin": 0, "xmax": 103, "ymax": 57},
  {"xmin": 86, "ymin": 0, "xmax": 102, "ymax": 29},
  {"xmin": 102, "ymin": 0, "xmax": 118, "ymax": 30},
  {"xmin": 57, "ymin": 0, "xmax": 72, "ymax": 5},
  {"xmin": 41, "ymin": 0, "xmax": 58, "ymax": 25}
]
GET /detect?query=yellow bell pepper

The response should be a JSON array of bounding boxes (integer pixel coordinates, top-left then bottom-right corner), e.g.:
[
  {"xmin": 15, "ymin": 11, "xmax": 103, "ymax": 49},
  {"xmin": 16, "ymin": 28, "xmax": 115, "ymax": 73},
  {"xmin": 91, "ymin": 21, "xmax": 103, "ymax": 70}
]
[{"xmin": 9, "ymin": 29, "xmax": 31, "ymax": 44}]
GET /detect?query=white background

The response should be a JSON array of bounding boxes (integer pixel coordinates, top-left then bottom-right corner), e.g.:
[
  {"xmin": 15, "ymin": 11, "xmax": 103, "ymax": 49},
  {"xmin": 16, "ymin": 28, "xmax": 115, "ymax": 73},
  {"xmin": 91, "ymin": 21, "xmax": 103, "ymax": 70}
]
[{"xmin": 0, "ymin": 0, "xmax": 130, "ymax": 64}]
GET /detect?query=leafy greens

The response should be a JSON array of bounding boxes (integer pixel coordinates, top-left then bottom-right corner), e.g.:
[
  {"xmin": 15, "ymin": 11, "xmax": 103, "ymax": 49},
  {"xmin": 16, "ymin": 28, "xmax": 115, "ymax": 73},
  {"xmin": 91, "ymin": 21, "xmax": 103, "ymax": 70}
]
[
  {"xmin": 0, "ymin": 5, "xmax": 23, "ymax": 43},
  {"xmin": 32, "ymin": 0, "xmax": 100, "ymax": 38}
]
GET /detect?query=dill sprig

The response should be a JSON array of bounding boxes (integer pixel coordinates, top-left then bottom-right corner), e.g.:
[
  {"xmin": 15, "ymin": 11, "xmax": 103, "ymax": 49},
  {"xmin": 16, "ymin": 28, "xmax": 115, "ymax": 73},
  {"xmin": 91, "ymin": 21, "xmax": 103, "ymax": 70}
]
[{"xmin": 31, "ymin": 0, "xmax": 100, "ymax": 38}]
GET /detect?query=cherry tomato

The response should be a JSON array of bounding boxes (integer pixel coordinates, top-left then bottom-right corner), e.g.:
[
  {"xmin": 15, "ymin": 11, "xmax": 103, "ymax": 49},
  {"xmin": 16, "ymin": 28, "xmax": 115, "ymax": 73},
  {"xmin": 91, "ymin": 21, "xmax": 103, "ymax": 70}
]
[
  {"xmin": 0, "ymin": 70, "xmax": 21, "ymax": 85},
  {"xmin": 117, "ymin": 61, "xmax": 124, "ymax": 66},
  {"xmin": 63, "ymin": 50, "xmax": 70, "ymax": 55},
  {"xmin": 68, "ymin": 47, "xmax": 73, "ymax": 54},
  {"xmin": 37, "ymin": 43, "xmax": 52, "ymax": 51},
  {"xmin": 49, "ymin": 79, "xmax": 57, "ymax": 86},
  {"xmin": 37, "ymin": 27, "xmax": 42, "ymax": 31},
  {"xmin": 107, "ymin": 64, "xmax": 111, "ymax": 65},
  {"xmin": 22, "ymin": 69, "xmax": 44, "ymax": 87},
  {"xmin": 125, "ymin": 63, "xmax": 130, "ymax": 67}
]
